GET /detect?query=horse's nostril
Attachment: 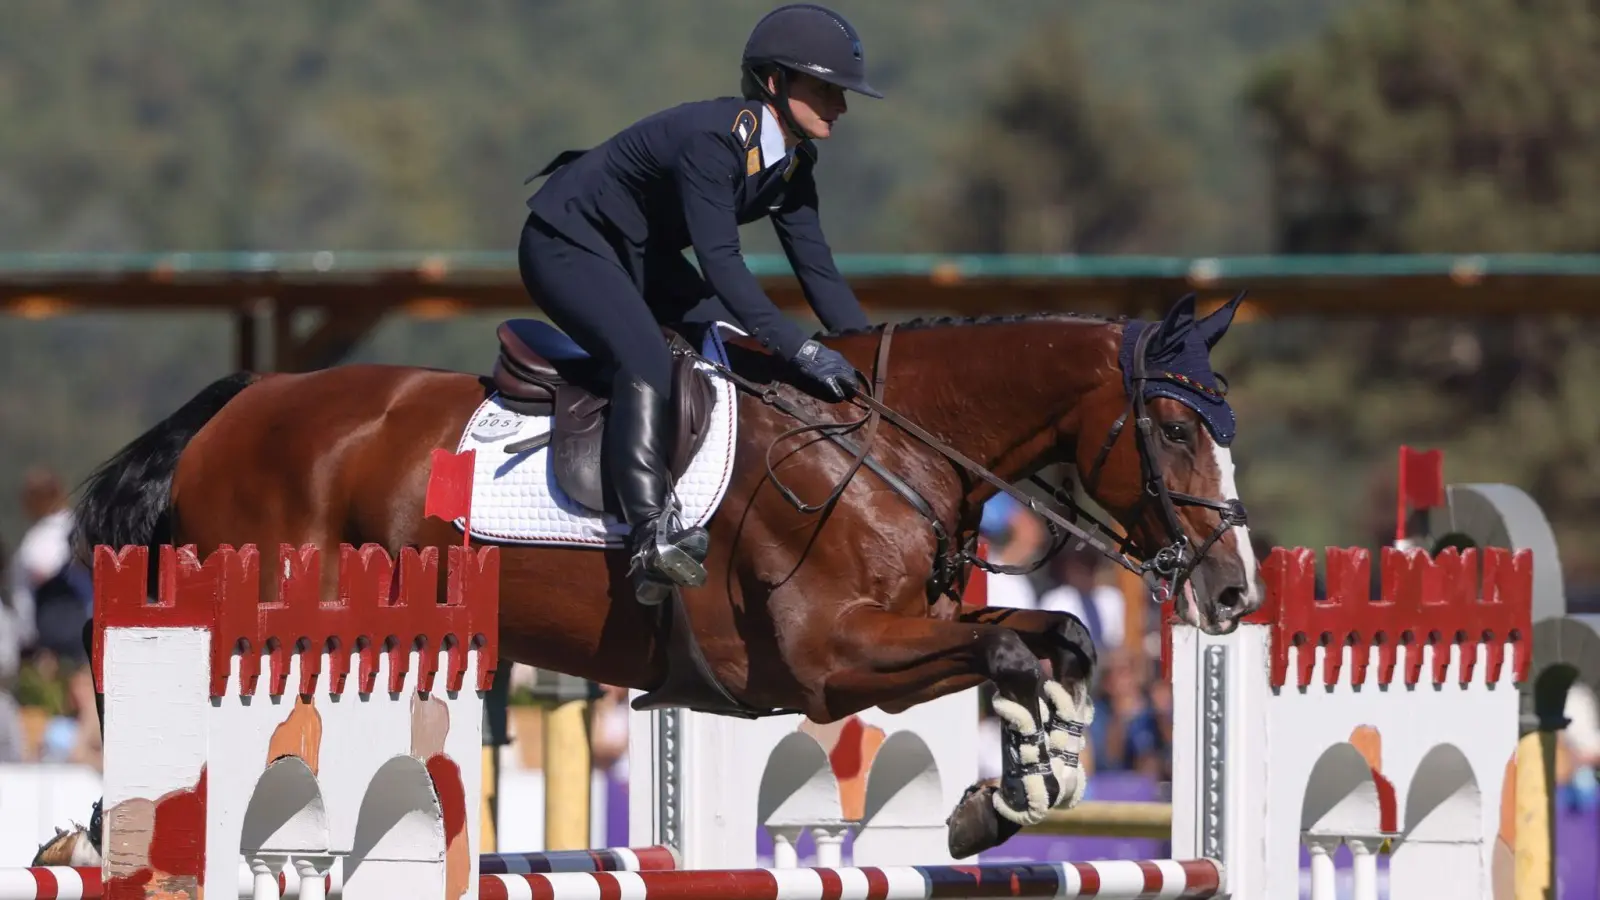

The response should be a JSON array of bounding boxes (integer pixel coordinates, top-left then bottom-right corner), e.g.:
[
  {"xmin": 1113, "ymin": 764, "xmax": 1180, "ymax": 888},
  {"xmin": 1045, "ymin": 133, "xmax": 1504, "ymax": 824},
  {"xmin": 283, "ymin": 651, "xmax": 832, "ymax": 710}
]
[{"xmin": 1217, "ymin": 586, "xmax": 1245, "ymax": 609}]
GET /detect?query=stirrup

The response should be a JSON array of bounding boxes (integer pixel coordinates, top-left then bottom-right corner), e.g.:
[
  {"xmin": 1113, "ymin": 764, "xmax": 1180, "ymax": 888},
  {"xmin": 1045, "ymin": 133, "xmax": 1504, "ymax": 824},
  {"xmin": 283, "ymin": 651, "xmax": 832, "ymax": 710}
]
[
  {"xmin": 649, "ymin": 538, "xmax": 708, "ymax": 588},
  {"xmin": 627, "ymin": 513, "xmax": 709, "ymax": 605},
  {"xmin": 627, "ymin": 541, "xmax": 704, "ymax": 606},
  {"xmin": 655, "ymin": 492, "xmax": 709, "ymax": 575},
  {"xmin": 650, "ymin": 509, "xmax": 710, "ymax": 583}
]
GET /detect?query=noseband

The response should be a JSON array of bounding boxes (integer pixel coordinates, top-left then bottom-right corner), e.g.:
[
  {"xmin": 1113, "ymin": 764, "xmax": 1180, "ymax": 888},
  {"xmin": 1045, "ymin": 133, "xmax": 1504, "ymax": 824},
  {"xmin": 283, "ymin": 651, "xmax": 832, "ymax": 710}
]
[{"xmin": 697, "ymin": 320, "xmax": 1247, "ymax": 605}]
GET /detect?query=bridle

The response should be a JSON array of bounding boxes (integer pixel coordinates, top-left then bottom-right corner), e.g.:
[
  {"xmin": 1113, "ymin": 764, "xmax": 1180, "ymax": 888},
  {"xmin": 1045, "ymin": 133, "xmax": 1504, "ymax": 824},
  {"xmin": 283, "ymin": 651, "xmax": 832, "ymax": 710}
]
[
  {"xmin": 1068, "ymin": 324, "xmax": 1250, "ymax": 602},
  {"xmin": 690, "ymin": 318, "xmax": 1247, "ymax": 606}
]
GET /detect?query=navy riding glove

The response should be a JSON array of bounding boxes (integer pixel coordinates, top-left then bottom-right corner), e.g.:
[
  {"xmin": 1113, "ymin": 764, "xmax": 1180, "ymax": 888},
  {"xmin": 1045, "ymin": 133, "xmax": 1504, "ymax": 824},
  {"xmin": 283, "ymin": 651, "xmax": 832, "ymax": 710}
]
[{"xmin": 790, "ymin": 339, "xmax": 857, "ymax": 400}]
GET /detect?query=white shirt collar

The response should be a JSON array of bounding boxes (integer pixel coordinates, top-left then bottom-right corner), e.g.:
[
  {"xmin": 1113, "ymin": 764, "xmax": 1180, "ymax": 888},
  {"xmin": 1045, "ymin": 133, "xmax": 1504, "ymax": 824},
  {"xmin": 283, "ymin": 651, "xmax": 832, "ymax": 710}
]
[{"xmin": 758, "ymin": 104, "xmax": 788, "ymax": 171}]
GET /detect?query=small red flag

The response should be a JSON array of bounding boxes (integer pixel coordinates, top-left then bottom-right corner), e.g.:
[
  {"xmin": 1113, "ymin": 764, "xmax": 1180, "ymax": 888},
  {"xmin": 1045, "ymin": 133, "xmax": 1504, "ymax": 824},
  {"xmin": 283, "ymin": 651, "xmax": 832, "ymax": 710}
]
[
  {"xmin": 425, "ymin": 448, "xmax": 476, "ymax": 545},
  {"xmin": 1395, "ymin": 445, "xmax": 1444, "ymax": 542}
]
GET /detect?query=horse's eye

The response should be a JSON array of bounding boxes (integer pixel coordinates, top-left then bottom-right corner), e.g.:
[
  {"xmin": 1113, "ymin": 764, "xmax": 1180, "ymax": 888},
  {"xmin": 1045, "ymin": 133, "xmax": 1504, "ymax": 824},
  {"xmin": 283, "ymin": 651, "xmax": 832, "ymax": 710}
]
[{"xmin": 1161, "ymin": 421, "xmax": 1188, "ymax": 443}]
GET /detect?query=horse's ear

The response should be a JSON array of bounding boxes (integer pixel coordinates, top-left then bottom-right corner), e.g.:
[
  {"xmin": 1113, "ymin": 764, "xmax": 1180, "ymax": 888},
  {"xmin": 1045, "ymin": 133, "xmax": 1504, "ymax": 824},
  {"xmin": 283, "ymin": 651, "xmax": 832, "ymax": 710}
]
[
  {"xmin": 1153, "ymin": 293, "xmax": 1198, "ymax": 351},
  {"xmin": 1197, "ymin": 290, "xmax": 1247, "ymax": 349}
]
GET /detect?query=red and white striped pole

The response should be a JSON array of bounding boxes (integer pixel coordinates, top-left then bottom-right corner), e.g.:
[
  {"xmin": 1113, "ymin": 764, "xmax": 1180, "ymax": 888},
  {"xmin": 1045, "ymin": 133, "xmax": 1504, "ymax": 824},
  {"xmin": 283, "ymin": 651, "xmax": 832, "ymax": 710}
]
[{"xmin": 480, "ymin": 858, "xmax": 1224, "ymax": 900}]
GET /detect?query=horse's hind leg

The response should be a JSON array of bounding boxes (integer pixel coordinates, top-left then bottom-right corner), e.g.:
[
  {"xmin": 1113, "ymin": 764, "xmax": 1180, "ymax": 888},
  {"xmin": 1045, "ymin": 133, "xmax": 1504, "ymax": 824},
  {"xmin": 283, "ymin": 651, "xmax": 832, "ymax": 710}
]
[{"xmin": 811, "ymin": 609, "xmax": 1074, "ymax": 856}]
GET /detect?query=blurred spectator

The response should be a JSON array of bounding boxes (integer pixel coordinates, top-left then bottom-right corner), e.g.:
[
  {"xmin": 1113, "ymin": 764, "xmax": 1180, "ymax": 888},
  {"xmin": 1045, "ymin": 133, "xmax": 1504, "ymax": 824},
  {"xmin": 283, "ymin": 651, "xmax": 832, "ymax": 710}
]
[
  {"xmin": 0, "ymin": 691, "xmax": 20, "ymax": 763},
  {"xmin": 1089, "ymin": 647, "xmax": 1165, "ymax": 778},
  {"xmin": 590, "ymin": 683, "xmax": 631, "ymax": 780},
  {"xmin": 0, "ymin": 534, "xmax": 19, "ymax": 682},
  {"xmin": 978, "ymin": 494, "xmax": 1045, "ymax": 610},
  {"xmin": 1146, "ymin": 662, "xmax": 1173, "ymax": 780},
  {"xmin": 1037, "ymin": 543, "xmax": 1125, "ymax": 651},
  {"xmin": 9, "ymin": 468, "xmax": 92, "ymax": 667},
  {"xmin": 1558, "ymin": 682, "xmax": 1600, "ymax": 812},
  {"xmin": 71, "ymin": 664, "xmax": 102, "ymax": 767},
  {"xmin": 0, "ymin": 536, "xmax": 22, "ymax": 763}
]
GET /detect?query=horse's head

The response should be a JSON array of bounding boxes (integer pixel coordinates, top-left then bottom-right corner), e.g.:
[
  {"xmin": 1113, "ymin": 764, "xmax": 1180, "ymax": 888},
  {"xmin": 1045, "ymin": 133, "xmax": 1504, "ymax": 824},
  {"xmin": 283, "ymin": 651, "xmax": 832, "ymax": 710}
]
[{"xmin": 1073, "ymin": 292, "xmax": 1260, "ymax": 635}]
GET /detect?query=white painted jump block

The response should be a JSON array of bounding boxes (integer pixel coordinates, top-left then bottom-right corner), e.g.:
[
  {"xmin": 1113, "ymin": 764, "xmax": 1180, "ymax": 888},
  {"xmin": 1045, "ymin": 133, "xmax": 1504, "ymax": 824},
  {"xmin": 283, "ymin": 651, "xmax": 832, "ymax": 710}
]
[
  {"xmin": 629, "ymin": 688, "xmax": 981, "ymax": 870},
  {"xmin": 90, "ymin": 542, "xmax": 499, "ymax": 900},
  {"xmin": 1171, "ymin": 545, "xmax": 1533, "ymax": 900}
]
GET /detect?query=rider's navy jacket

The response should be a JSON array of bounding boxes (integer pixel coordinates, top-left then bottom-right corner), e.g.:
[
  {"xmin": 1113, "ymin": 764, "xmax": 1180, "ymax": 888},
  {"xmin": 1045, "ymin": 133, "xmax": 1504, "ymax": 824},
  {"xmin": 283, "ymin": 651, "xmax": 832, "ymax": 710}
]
[{"xmin": 526, "ymin": 96, "xmax": 870, "ymax": 359}]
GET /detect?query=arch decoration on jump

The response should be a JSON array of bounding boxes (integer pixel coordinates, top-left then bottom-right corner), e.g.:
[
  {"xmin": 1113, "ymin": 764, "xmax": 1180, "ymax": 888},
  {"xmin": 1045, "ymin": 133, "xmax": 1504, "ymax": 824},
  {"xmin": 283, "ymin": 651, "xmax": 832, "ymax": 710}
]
[{"xmin": 0, "ymin": 474, "xmax": 1553, "ymax": 900}]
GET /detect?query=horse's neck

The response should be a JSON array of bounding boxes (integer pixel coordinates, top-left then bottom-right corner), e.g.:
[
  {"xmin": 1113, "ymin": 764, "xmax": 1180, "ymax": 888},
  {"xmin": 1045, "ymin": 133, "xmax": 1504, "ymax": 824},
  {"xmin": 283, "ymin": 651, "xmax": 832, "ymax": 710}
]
[{"xmin": 880, "ymin": 318, "xmax": 1121, "ymax": 487}]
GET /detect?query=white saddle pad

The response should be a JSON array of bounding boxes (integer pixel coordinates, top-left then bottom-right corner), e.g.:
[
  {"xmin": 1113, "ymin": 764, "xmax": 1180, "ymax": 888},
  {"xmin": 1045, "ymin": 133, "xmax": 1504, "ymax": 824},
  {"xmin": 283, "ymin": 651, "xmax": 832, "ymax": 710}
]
[{"xmin": 450, "ymin": 323, "xmax": 742, "ymax": 548}]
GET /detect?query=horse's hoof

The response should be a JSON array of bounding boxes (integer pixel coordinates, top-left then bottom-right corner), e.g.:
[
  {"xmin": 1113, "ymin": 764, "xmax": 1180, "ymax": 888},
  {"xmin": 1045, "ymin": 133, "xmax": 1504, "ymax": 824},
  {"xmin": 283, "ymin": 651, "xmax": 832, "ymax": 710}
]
[{"xmin": 945, "ymin": 781, "xmax": 1023, "ymax": 859}]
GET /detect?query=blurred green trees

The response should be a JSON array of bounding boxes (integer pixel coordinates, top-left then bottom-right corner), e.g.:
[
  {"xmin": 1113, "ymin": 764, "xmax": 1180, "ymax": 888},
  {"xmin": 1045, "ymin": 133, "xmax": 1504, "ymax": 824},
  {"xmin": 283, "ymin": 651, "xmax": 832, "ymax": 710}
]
[
  {"xmin": 4, "ymin": 0, "xmax": 1600, "ymax": 584},
  {"xmin": 1228, "ymin": 0, "xmax": 1600, "ymax": 579},
  {"xmin": 921, "ymin": 16, "xmax": 1196, "ymax": 254}
]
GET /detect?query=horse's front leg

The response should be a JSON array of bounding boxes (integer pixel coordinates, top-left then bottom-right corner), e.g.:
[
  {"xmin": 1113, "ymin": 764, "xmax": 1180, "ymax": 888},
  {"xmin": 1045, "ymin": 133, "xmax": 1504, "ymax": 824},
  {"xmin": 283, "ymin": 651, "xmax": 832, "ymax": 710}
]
[
  {"xmin": 803, "ymin": 608, "xmax": 1076, "ymax": 858},
  {"xmin": 869, "ymin": 605, "xmax": 1100, "ymax": 851},
  {"xmin": 904, "ymin": 604, "xmax": 1096, "ymax": 782},
  {"xmin": 877, "ymin": 604, "xmax": 1098, "ymax": 703}
]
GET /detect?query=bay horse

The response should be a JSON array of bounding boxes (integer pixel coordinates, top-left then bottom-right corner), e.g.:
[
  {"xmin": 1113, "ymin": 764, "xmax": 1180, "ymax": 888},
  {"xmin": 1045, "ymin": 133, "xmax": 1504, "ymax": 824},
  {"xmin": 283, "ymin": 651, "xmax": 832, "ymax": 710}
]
[{"xmin": 62, "ymin": 291, "xmax": 1258, "ymax": 861}]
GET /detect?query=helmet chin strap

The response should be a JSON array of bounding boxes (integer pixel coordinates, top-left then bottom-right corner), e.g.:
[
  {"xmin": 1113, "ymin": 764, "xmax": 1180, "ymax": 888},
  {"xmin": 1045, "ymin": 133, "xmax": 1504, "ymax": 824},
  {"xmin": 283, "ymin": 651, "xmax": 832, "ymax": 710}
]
[{"xmin": 747, "ymin": 64, "xmax": 809, "ymax": 144}]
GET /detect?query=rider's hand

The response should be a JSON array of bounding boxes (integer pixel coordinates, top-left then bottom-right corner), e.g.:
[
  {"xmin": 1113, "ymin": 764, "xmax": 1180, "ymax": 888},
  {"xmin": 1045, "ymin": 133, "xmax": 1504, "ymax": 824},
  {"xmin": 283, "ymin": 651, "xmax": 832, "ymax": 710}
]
[{"xmin": 789, "ymin": 339, "xmax": 857, "ymax": 401}]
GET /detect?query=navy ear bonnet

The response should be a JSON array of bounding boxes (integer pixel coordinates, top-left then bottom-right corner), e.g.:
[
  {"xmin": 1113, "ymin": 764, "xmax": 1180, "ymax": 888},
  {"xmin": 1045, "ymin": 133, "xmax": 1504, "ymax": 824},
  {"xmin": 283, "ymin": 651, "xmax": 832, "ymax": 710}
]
[{"xmin": 1117, "ymin": 292, "xmax": 1244, "ymax": 446}]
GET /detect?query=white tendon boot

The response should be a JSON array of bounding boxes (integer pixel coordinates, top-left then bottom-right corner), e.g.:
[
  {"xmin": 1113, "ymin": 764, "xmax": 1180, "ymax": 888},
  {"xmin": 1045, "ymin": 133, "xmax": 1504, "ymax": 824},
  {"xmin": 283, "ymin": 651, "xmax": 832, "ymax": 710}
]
[
  {"xmin": 988, "ymin": 695, "xmax": 1058, "ymax": 825},
  {"xmin": 1041, "ymin": 680, "xmax": 1094, "ymax": 809}
]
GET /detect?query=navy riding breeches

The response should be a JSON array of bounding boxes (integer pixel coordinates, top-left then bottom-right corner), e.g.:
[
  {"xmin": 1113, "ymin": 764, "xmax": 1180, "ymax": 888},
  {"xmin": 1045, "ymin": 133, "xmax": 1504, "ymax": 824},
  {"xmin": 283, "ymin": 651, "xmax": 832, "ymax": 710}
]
[{"xmin": 517, "ymin": 213, "xmax": 728, "ymax": 397}]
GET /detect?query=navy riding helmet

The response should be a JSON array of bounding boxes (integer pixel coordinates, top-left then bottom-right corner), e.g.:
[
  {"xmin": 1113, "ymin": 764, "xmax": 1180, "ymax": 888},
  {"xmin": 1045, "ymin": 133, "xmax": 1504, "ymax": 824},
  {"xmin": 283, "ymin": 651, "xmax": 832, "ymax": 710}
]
[{"xmin": 742, "ymin": 3, "xmax": 883, "ymax": 136}]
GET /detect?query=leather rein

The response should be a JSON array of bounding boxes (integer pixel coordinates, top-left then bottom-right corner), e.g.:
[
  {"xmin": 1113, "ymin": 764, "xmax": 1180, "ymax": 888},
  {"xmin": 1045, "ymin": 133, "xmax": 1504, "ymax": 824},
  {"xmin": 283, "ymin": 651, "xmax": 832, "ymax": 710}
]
[{"xmin": 687, "ymin": 322, "xmax": 1247, "ymax": 605}]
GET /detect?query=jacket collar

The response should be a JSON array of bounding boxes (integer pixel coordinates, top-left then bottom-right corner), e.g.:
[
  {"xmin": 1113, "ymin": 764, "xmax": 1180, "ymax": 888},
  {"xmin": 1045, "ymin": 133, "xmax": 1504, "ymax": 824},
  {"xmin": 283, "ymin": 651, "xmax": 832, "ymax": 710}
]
[{"xmin": 758, "ymin": 104, "xmax": 788, "ymax": 171}]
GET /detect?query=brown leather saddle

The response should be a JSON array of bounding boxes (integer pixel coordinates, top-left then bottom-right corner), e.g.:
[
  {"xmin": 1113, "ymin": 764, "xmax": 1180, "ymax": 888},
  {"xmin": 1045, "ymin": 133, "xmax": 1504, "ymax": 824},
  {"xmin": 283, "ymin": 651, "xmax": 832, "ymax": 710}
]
[
  {"xmin": 488, "ymin": 319, "xmax": 718, "ymax": 515},
  {"xmin": 489, "ymin": 318, "xmax": 763, "ymax": 718}
]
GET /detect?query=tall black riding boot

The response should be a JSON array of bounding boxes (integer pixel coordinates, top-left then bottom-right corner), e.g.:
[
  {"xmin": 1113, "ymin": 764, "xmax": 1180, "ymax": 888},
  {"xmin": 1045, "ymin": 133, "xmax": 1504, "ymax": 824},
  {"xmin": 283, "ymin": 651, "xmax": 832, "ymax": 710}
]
[{"xmin": 606, "ymin": 372, "xmax": 710, "ymax": 605}]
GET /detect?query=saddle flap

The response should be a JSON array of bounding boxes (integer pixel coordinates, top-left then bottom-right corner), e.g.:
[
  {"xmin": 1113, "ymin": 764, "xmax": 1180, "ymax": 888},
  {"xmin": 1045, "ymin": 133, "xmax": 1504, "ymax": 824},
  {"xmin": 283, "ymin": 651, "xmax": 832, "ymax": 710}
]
[
  {"xmin": 550, "ymin": 384, "xmax": 609, "ymax": 513},
  {"xmin": 669, "ymin": 353, "xmax": 718, "ymax": 478}
]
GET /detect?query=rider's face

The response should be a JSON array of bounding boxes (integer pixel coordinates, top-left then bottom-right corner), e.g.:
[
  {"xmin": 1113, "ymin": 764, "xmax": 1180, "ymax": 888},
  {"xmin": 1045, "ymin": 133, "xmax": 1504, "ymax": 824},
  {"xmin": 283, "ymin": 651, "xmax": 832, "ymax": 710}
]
[{"xmin": 770, "ymin": 71, "xmax": 848, "ymax": 141}]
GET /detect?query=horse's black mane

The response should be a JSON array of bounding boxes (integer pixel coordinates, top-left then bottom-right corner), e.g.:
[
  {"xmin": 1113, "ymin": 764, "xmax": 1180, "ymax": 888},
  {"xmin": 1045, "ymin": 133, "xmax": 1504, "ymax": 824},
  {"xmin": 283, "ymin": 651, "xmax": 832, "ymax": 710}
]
[{"xmin": 820, "ymin": 310, "xmax": 1125, "ymax": 340}]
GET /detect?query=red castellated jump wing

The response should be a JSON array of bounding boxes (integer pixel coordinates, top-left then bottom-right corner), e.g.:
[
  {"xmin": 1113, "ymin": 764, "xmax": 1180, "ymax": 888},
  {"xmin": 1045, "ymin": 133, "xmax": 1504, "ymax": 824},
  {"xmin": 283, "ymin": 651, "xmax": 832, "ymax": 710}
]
[
  {"xmin": 1258, "ymin": 545, "xmax": 1532, "ymax": 691},
  {"xmin": 91, "ymin": 541, "xmax": 501, "ymax": 700}
]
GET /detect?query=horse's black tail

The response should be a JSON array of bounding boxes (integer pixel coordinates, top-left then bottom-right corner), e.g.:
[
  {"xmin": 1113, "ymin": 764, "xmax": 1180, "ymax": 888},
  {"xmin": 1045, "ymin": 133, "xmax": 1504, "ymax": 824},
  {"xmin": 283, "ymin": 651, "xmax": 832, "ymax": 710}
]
[
  {"xmin": 73, "ymin": 371, "xmax": 260, "ymax": 566},
  {"xmin": 71, "ymin": 371, "xmax": 257, "ymax": 846}
]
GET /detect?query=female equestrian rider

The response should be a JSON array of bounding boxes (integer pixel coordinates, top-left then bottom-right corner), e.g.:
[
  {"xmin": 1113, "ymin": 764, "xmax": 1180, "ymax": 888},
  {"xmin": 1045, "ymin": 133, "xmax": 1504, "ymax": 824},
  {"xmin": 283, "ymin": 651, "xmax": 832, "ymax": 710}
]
[{"xmin": 518, "ymin": 4, "xmax": 882, "ymax": 607}]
